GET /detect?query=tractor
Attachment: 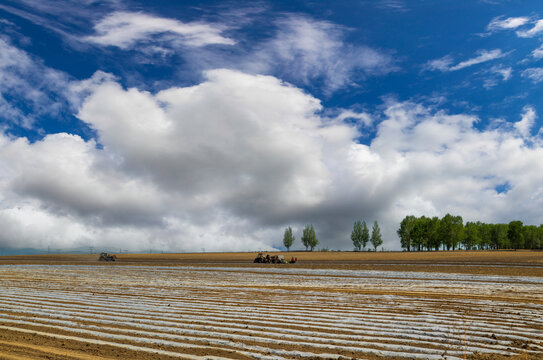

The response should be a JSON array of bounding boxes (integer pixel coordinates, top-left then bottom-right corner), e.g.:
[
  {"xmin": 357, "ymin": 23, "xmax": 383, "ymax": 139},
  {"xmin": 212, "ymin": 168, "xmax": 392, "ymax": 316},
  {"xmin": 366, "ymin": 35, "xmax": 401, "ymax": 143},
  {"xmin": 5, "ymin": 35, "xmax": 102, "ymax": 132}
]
[
  {"xmin": 253, "ymin": 253, "xmax": 297, "ymax": 264},
  {"xmin": 98, "ymin": 252, "xmax": 117, "ymax": 261}
]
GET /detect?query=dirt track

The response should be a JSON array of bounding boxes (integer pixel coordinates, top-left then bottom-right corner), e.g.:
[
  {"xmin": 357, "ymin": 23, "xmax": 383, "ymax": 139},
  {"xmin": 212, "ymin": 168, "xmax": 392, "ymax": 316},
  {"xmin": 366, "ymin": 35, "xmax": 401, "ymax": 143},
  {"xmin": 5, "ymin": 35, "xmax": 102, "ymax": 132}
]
[{"xmin": 0, "ymin": 252, "xmax": 542, "ymax": 359}]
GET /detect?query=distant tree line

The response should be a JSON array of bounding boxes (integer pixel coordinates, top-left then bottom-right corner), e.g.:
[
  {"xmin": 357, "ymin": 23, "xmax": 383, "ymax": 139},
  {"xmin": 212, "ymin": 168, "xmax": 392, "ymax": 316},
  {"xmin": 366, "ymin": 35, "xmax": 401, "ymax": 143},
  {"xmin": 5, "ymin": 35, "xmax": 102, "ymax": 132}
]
[{"xmin": 397, "ymin": 214, "xmax": 543, "ymax": 251}]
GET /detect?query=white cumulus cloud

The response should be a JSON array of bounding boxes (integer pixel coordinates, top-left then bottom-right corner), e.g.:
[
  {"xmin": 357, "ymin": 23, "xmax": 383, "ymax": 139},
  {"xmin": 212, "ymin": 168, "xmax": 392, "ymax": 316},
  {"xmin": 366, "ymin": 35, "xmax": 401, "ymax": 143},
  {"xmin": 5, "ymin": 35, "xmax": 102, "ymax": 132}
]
[
  {"xmin": 1, "ymin": 70, "xmax": 543, "ymax": 253},
  {"xmin": 514, "ymin": 106, "xmax": 536, "ymax": 138}
]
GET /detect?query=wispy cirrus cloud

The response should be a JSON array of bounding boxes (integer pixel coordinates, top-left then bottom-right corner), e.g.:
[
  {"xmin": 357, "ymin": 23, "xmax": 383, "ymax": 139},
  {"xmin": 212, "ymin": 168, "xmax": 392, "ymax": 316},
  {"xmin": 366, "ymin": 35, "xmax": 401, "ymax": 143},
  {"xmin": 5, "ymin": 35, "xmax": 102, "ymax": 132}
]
[
  {"xmin": 482, "ymin": 65, "xmax": 513, "ymax": 89},
  {"xmin": 521, "ymin": 67, "xmax": 543, "ymax": 83},
  {"xmin": 485, "ymin": 14, "xmax": 543, "ymax": 39},
  {"xmin": 532, "ymin": 45, "xmax": 543, "ymax": 59},
  {"xmin": 120, "ymin": 13, "xmax": 398, "ymax": 94},
  {"xmin": 1, "ymin": 5, "xmax": 396, "ymax": 94},
  {"xmin": 426, "ymin": 49, "xmax": 507, "ymax": 72},
  {"xmin": 487, "ymin": 16, "xmax": 530, "ymax": 32},
  {"xmin": 84, "ymin": 11, "xmax": 235, "ymax": 49},
  {"xmin": 491, "ymin": 65, "xmax": 512, "ymax": 80},
  {"xmin": 0, "ymin": 0, "xmax": 121, "ymax": 44},
  {"xmin": 424, "ymin": 55, "xmax": 454, "ymax": 72},
  {"xmin": 248, "ymin": 16, "xmax": 397, "ymax": 93},
  {"xmin": 516, "ymin": 19, "xmax": 543, "ymax": 38},
  {"xmin": 375, "ymin": 0, "xmax": 409, "ymax": 12},
  {"xmin": 0, "ymin": 38, "xmax": 72, "ymax": 129},
  {"xmin": 449, "ymin": 49, "xmax": 507, "ymax": 71}
]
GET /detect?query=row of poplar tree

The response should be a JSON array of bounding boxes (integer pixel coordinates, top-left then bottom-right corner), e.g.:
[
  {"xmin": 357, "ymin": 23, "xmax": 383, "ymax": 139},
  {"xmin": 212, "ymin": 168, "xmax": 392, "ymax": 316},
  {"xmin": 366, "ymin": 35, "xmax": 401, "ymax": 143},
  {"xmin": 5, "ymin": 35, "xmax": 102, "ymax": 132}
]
[
  {"xmin": 282, "ymin": 225, "xmax": 318, "ymax": 251},
  {"xmin": 351, "ymin": 221, "xmax": 383, "ymax": 251},
  {"xmin": 282, "ymin": 221, "xmax": 383, "ymax": 251},
  {"xmin": 397, "ymin": 214, "xmax": 543, "ymax": 251}
]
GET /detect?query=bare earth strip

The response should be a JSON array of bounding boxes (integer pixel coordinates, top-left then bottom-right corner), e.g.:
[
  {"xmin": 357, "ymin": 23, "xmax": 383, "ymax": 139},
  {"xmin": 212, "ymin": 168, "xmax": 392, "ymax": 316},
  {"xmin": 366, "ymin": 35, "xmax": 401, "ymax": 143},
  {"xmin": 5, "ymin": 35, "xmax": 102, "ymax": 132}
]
[
  {"xmin": 1, "ymin": 250, "xmax": 543, "ymax": 276},
  {"xmin": 0, "ymin": 251, "xmax": 542, "ymax": 359},
  {"xmin": 0, "ymin": 337, "xmax": 117, "ymax": 360}
]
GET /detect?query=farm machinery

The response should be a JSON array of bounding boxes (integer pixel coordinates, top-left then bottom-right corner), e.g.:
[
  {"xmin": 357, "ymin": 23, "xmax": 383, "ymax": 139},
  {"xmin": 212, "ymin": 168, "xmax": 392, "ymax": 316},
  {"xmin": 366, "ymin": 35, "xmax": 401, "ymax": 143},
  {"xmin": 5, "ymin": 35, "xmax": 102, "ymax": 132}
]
[
  {"xmin": 253, "ymin": 253, "xmax": 297, "ymax": 264},
  {"xmin": 98, "ymin": 252, "xmax": 117, "ymax": 262}
]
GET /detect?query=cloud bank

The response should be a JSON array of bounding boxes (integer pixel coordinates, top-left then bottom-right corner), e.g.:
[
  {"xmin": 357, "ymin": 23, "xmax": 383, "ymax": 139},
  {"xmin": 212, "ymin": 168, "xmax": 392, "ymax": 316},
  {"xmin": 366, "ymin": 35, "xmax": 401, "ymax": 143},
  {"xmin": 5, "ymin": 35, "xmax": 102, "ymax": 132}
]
[{"xmin": 1, "ymin": 69, "xmax": 543, "ymax": 252}]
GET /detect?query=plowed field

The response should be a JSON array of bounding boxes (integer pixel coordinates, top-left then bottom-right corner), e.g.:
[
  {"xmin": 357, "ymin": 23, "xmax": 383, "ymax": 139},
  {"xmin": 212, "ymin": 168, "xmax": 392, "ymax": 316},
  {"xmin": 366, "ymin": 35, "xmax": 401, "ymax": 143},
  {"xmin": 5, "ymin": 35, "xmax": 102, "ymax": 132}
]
[{"xmin": 0, "ymin": 252, "xmax": 542, "ymax": 359}]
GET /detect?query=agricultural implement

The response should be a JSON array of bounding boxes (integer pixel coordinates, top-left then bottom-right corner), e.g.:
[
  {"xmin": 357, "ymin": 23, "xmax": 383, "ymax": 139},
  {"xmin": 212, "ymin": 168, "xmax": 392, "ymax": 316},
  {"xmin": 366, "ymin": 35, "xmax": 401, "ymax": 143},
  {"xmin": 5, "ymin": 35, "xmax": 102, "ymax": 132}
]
[
  {"xmin": 98, "ymin": 252, "xmax": 117, "ymax": 261},
  {"xmin": 253, "ymin": 253, "xmax": 297, "ymax": 264}
]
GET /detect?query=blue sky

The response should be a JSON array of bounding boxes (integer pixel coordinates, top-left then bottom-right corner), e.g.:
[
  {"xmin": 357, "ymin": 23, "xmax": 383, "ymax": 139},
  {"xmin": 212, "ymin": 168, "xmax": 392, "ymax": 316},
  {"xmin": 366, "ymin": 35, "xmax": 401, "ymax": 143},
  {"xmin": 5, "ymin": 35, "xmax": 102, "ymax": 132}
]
[{"xmin": 1, "ymin": 0, "xmax": 543, "ymax": 252}]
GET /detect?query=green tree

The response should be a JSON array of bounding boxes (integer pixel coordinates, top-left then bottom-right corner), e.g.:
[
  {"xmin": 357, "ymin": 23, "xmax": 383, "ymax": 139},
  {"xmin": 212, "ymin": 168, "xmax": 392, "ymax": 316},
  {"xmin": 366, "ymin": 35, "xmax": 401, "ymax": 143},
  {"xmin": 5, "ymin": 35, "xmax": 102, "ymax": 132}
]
[
  {"xmin": 451, "ymin": 215, "xmax": 464, "ymax": 251},
  {"xmin": 397, "ymin": 215, "xmax": 416, "ymax": 251},
  {"xmin": 439, "ymin": 214, "xmax": 463, "ymax": 250},
  {"xmin": 508, "ymin": 220, "xmax": 524, "ymax": 250},
  {"xmin": 478, "ymin": 222, "xmax": 492, "ymax": 250},
  {"xmin": 463, "ymin": 222, "xmax": 481, "ymax": 250},
  {"xmin": 420, "ymin": 216, "xmax": 434, "ymax": 251},
  {"xmin": 523, "ymin": 225, "xmax": 538, "ymax": 250},
  {"xmin": 361, "ymin": 221, "xmax": 370, "ymax": 250},
  {"xmin": 283, "ymin": 226, "xmax": 295, "ymax": 251},
  {"xmin": 351, "ymin": 221, "xmax": 363, "ymax": 251},
  {"xmin": 537, "ymin": 225, "xmax": 543, "ymax": 250},
  {"xmin": 428, "ymin": 216, "xmax": 441, "ymax": 251},
  {"xmin": 370, "ymin": 221, "xmax": 383, "ymax": 251},
  {"xmin": 439, "ymin": 214, "xmax": 453, "ymax": 250},
  {"xmin": 396, "ymin": 215, "xmax": 543, "ymax": 251},
  {"xmin": 301, "ymin": 224, "xmax": 318, "ymax": 251},
  {"xmin": 411, "ymin": 216, "xmax": 429, "ymax": 251},
  {"xmin": 490, "ymin": 223, "xmax": 509, "ymax": 249}
]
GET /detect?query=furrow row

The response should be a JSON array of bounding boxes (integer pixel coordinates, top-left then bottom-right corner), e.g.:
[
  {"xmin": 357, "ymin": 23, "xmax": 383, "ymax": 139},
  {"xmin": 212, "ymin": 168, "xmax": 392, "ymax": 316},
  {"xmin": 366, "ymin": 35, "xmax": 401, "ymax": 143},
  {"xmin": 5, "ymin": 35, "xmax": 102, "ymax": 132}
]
[
  {"xmin": 1, "ymin": 292, "xmax": 541, "ymax": 343},
  {"xmin": 0, "ymin": 298, "xmax": 537, "ymax": 355},
  {"xmin": 3, "ymin": 287, "xmax": 541, "ymax": 333},
  {"xmin": 0, "ymin": 316, "xmax": 468, "ymax": 360}
]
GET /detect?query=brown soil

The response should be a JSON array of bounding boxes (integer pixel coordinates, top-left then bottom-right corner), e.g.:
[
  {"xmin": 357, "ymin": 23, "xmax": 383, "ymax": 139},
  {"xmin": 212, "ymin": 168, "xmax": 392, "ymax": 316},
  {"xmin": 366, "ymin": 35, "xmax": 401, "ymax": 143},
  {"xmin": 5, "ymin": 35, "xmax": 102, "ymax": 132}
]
[
  {"xmin": 0, "ymin": 328, "xmax": 160, "ymax": 360},
  {"xmin": 1, "ymin": 251, "xmax": 543, "ymax": 359},
  {"xmin": 471, "ymin": 353, "xmax": 543, "ymax": 360},
  {"xmin": 1, "ymin": 250, "xmax": 543, "ymax": 276},
  {"xmin": 2, "ymin": 250, "xmax": 543, "ymax": 264}
]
